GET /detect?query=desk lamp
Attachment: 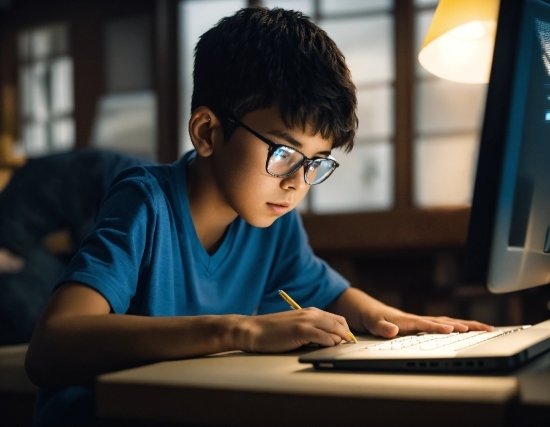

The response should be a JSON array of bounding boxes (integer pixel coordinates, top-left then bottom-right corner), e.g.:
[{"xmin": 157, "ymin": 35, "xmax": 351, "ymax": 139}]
[{"xmin": 418, "ymin": 0, "xmax": 500, "ymax": 83}]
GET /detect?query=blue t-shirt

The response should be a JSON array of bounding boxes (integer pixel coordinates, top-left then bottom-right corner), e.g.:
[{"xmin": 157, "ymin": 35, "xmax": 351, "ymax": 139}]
[{"xmin": 34, "ymin": 150, "xmax": 349, "ymax": 426}]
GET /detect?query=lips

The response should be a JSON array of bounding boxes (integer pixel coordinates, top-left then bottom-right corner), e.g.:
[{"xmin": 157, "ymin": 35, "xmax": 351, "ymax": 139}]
[{"xmin": 266, "ymin": 202, "xmax": 291, "ymax": 215}]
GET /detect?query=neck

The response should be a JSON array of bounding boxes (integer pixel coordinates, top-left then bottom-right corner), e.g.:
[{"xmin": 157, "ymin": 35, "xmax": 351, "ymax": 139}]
[{"xmin": 186, "ymin": 156, "xmax": 238, "ymax": 254}]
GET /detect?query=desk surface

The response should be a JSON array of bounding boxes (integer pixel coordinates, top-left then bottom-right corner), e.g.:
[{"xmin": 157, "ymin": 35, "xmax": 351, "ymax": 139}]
[{"xmin": 97, "ymin": 340, "xmax": 550, "ymax": 427}]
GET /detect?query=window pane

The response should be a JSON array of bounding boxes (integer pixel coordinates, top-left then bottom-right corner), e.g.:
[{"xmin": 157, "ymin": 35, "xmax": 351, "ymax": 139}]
[
  {"xmin": 51, "ymin": 118, "xmax": 75, "ymax": 151},
  {"xmin": 356, "ymin": 86, "xmax": 394, "ymax": 140},
  {"xmin": 179, "ymin": 0, "xmax": 246, "ymax": 154},
  {"xmin": 30, "ymin": 27, "xmax": 52, "ymax": 60},
  {"xmin": 23, "ymin": 123, "xmax": 48, "ymax": 155},
  {"xmin": 415, "ymin": 78, "xmax": 487, "ymax": 134},
  {"xmin": 414, "ymin": 133, "xmax": 479, "ymax": 207},
  {"xmin": 415, "ymin": 0, "xmax": 439, "ymax": 7},
  {"xmin": 50, "ymin": 57, "xmax": 74, "ymax": 115},
  {"xmin": 29, "ymin": 62, "xmax": 49, "ymax": 122},
  {"xmin": 415, "ymin": 9, "xmax": 436, "ymax": 78},
  {"xmin": 311, "ymin": 141, "xmax": 394, "ymax": 213},
  {"xmin": 320, "ymin": 0, "xmax": 392, "ymax": 15},
  {"xmin": 263, "ymin": 0, "xmax": 314, "ymax": 16},
  {"xmin": 319, "ymin": 15, "xmax": 394, "ymax": 85},
  {"xmin": 90, "ymin": 91, "xmax": 156, "ymax": 158}
]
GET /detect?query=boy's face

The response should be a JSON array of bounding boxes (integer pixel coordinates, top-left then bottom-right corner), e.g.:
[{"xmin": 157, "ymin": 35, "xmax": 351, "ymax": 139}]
[{"xmin": 211, "ymin": 106, "xmax": 334, "ymax": 228}]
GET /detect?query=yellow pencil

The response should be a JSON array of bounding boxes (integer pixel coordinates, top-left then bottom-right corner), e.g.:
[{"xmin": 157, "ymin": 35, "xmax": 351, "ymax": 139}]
[{"xmin": 278, "ymin": 290, "xmax": 358, "ymax": 343}]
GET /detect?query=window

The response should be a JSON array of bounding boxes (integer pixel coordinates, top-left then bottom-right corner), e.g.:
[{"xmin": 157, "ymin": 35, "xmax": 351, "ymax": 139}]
[
  {"xmin": 312, "ymin": 1, "xmax": 395, "ymax": 213},
  {"xmin": 413, "ymin": 2, "xmax": 487, "ymax": 207},
  {"xmin": 17, "ymin": 24, "xmax": 74, "ymax": 155}
]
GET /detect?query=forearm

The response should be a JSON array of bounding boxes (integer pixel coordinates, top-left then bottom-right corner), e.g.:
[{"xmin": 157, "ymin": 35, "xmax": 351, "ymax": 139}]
[
  {"xmin": 26, "ymin": 313, "xmax": 244, "ymax": 387},
  {"xmin": 26, "ymin": 282, "xmax": 357, "ymax": 387}
]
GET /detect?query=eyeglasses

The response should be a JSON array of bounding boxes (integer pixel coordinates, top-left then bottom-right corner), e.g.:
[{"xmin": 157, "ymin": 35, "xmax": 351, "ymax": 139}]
[{"xmin": 227, "ymin": 117, "xmax": 339, "ymax": 185}]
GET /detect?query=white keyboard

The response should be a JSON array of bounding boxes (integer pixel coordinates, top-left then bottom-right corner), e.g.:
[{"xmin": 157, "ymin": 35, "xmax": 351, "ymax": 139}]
[{"xmin": 365, "ymin": 328, "xmax": 525, "ymax": 352}]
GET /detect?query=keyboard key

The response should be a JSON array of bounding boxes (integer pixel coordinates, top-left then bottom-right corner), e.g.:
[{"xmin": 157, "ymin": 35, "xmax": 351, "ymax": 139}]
[{"xmin": 420, "ymin": 342, "xmax": 438, "ymax": 350}]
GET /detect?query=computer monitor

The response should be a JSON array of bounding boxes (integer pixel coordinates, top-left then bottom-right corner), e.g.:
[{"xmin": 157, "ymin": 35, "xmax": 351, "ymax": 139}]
[{"xmin": 466, "ymin": 0, "xmax": 550, "ymax": 295}]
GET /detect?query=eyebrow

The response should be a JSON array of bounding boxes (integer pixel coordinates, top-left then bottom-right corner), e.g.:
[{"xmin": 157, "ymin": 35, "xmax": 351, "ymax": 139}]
[{"xmin": 267, "ymin": 129, "xmax": 332, "ymax": 157}]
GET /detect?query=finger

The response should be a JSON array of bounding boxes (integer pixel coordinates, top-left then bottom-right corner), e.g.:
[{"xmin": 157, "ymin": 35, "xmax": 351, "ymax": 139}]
[
  {"xmin": 430, "ymin": 319, "xmax": 469, "ymax": 333},
  {"xmin": 399, "ymin": 315, "xmax": 484, "ymax": 334},
  {"xmin": 303, "ymin": 327, "xmax": 343, "ymax": 347},
  {"xmin": 369, "ymin": 320, "xmax": 399, "ymax": 338},
  {"xmin": 328, "ymin": 333, "xmax": 345, "ymax": 344},
  {"xmin": 431, "ymin": 317, "xmax": 494, "ymax": 332},
  {"xmin": 398, "ymin": 318, "xmax": 454, "ymax": 335},
  {"xmin": 305, "ymin": 307, "xmax": 350, "ymax": 329},
  {"xmin": 302, "ymin": 308, "xmax": 351, "ymax": 341},
  {"xmin": 456, "ymin": 320, "xmax": 494, "ymax": 331}
]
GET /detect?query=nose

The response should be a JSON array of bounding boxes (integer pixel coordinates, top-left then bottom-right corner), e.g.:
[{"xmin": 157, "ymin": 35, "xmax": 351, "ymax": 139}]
[{"xmin": 280, "ymin": 165, "xmax": 307, "ymax": 191}]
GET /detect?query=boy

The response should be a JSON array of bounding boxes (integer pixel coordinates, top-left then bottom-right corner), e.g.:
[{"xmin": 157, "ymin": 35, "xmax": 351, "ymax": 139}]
[{"xmin": 25, "ymin": 7, "xmax": 492, "ymax": 426}]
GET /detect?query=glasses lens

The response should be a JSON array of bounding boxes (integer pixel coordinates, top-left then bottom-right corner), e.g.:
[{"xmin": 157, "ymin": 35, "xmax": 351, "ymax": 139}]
[
  {"xmin": 267, "ymin": 146, "xmax": 304, "ymax": 176},
  {"xmin": 306, "ymin": 159, "xmax": 337, "ymax": 185}
]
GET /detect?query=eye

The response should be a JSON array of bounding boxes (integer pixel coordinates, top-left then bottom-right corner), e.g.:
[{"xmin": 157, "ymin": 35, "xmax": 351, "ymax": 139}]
[{"xmin": 273, "ymin": 147, "xmax": 294, "ymax": 161}]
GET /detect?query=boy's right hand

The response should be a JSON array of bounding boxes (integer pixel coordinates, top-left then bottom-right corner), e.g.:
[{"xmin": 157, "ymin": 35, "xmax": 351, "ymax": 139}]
[{"xmin": 234, "ymin": 307, "xmax": 351, "ymax": 353}]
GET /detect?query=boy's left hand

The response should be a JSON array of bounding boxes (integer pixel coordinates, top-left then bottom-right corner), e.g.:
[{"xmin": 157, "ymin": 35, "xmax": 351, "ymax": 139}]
[
  {"xmin": 363, "ymin": 305, "xmax": 494, "ymax": 339},
  {"xmin": 327, "ymin": 287, "xmax": 494, "ymax": 339}
]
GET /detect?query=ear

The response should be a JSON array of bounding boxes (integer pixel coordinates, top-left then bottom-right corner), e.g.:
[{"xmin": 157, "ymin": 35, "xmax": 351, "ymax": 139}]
[{"xmin": 188, "ymin": 107, "xmax": 224, "ymax": 157}]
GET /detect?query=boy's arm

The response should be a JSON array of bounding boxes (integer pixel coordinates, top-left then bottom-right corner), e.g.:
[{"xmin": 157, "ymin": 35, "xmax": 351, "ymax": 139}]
[
  {"xmin": 25, "ymin": 282, "xmax": 352, "ymax": 387},
  {"xmin": 326, "ymin": 287, "xmax": 493, "ymax": 338}
]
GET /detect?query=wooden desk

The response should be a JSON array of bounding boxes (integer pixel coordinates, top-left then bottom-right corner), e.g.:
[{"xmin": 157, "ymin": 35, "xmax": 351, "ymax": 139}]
[{"xmin": 96, "ymin": 339, "xmax": 550, "ymax": 427}]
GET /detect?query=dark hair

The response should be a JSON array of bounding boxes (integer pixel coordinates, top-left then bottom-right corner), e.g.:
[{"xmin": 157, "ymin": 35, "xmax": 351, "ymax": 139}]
[{"xmin": 191, "ymin": 7, "xmax": 357, "ymax": 152}]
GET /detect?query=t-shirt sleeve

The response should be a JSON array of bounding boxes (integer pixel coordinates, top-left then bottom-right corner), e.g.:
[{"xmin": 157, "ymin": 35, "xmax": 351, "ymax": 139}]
[
  {"xmin": 256, "ymin": 211, "xmax": 349, "ymax": 314},
  {"xmin": 55, "ymin": 174, "xmax": 156, "ymax": 314}
]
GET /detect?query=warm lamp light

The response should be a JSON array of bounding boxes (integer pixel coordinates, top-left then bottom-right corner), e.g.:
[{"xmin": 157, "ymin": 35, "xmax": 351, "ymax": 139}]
[{"xmin": 418, "ymin": 0, "xmax": 500, "ymax": 84}]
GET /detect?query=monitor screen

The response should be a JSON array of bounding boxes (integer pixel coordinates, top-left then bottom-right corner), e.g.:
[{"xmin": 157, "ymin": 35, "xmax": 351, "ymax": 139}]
[{"xmin": 466, "ymin": 0, "xmax": 550, "ymax": 293}]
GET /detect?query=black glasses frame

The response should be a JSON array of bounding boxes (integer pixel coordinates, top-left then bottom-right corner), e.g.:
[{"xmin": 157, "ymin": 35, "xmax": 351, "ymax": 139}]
[{"xmin": 226, "ymin": 117, "xmax": 339, "ymax": 185}]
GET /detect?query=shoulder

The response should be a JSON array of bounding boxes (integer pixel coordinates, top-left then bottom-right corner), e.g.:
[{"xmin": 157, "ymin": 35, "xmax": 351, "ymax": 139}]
[
  {"xmin": 111, "ymin": 151, "xmax": 192, "ymax": 190},
  {"xmin": 78, "ymin": 149, "xmax": 157, "ymax": 188},
  {"xmin": 101, "ymin": 161, "xmax": 187, "ymax": 226},
  {"xmin": 109, "ymin": 163, "xmax": 172, "ymax": 192},
  {"xmin": 99, "ymin": 165, "xmax": 170, "ymax": 214}
]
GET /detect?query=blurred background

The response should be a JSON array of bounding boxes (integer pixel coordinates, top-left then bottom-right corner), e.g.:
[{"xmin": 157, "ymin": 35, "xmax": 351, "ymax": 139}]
[{"xmin": 0, "ymin": 0, "xmax": 548, "ymax": 326}]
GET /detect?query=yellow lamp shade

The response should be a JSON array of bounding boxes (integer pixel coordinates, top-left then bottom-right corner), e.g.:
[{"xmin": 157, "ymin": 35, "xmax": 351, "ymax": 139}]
[{"xmin": 418, "ymin": 0, "xmax": 500, "ymax": 84}]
